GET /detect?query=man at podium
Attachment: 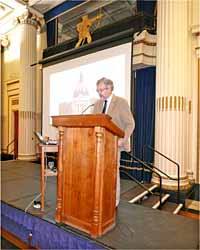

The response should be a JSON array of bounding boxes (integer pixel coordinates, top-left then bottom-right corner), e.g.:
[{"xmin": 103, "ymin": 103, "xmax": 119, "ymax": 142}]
[{"xmin": 93, "ymin": 77, "xmax": 135, "ymax": 207}]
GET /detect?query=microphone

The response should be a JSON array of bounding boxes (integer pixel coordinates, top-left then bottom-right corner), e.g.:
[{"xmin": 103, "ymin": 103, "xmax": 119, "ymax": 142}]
[
  {"xmin": 30, "ymin": 62, "xmax": 39, "ymax": 67},
  {"xmin": 81, "ymin": 104, "xmax": 95, "ymax": 114}
]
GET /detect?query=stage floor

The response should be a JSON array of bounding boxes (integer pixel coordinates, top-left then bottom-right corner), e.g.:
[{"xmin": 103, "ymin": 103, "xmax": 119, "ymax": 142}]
[{"xmin": 1, "ymin": 160, "xmax": 199, "ymax": 249}]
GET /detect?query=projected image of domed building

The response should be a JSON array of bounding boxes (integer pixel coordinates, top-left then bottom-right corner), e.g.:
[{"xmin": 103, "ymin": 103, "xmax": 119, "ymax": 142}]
[{"xmin": 59, "ymin": 72, "xmax": 96, "ymax": 114}]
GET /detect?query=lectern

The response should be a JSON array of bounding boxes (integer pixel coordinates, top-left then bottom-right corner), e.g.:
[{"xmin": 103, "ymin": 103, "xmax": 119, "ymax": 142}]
[{"xmin": 52, "ymin": 114, "xmax": 124, "ymax": 238}]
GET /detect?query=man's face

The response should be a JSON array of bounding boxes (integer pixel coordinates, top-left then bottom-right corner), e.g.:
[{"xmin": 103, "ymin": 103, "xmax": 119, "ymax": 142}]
[{"xmin": 96, "ymin": 82, "xmax": 112, "ymax": 100}]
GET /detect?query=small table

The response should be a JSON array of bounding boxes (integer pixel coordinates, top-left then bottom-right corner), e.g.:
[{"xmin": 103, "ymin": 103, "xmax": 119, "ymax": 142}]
[{"xmin": 39, "ymin": 144, "xmax": 58, "ymax": 212}]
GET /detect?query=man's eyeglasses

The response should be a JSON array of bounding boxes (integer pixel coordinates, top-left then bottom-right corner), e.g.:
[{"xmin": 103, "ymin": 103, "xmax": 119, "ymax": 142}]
[{"xmin": 96, "ymin": 87, "xmax": 110, "ymax": 93}]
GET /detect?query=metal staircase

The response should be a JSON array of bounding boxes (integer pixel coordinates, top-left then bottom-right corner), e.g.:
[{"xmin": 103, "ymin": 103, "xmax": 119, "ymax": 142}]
[{"xmin": 120, "ymin": 149, "xmax": 184, "ymax": 215}]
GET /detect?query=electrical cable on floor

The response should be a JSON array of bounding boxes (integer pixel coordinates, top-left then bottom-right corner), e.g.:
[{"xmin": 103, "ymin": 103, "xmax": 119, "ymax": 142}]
[
  {"xmin": 24, "ymin": 175, "xmax": 48, "ymax": 213},
  {"xmin": 24, "ymin": 155, "xmax": 48, "ymax": 213}
]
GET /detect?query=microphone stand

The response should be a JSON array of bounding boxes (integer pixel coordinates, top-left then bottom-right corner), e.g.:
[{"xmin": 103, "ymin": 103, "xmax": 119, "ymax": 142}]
[{"xmin": 81, "ymin": 104, "xmax": 95, "ymax": 114}]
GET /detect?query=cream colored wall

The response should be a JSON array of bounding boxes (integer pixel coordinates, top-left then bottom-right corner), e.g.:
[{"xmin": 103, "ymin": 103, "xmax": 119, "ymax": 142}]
[
  {"xmin": 1, "ymin": 24, "xmax": 46, "ymax": 153},
  {"xmin": 2, "ymin": 28, "xmax": 20, "ymax": 82},
  {"xmin": 1, "ymin": 27, "xmax": 20, "ymax": 152}
]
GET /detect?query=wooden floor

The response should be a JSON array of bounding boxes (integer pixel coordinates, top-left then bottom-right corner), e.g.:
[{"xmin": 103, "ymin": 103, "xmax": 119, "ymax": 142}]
[{"xmin": 1, "ymin": 160, "xmax": 199, "ymax": 250}]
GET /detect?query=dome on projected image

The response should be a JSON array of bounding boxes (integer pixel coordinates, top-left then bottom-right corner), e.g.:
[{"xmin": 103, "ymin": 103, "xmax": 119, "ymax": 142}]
[{"xmin": 73, "ymin": 72, "xmax": 89, "ymax": 98}]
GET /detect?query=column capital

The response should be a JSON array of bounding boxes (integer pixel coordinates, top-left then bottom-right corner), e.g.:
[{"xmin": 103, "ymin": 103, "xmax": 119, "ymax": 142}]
[
  {"xmin": 15, "ymin": 8, "xmax": 41, "ymax": 29},
  {"xmin": 0, "ymin": 35, "xmax": 10, "ymax": 48}
]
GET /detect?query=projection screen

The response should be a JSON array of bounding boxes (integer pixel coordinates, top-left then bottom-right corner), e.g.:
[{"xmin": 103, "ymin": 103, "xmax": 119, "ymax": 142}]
[{"xmin": 43, "ymin": 42, "xmax": 132, "ymax": 139}]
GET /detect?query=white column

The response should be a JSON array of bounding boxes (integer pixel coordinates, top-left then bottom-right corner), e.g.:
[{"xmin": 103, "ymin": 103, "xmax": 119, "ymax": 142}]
[
  {"xmin": 36, "ymin": 26, "xmax": 46, "ymax": 133},
  {"xmin": 154, "ymin": 0, "xmax": 192, "ymax": 190},
  {"xmin": 191, "ymin": 0, "xmax": 200, "ymax": 183},
  {"xmin": 17, "ymin": 10, "xmax": 39, "ymax": 160},
  {"xmin": 35, "ymin": 24, "xmax": 46, "ymax": 158}
]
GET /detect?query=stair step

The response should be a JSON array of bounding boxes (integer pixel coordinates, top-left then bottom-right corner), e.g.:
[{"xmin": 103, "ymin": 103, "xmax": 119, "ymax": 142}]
[
  {"xmin": 185, "ymin": 199, "xmax": 200, "ymax": 212},
  {"xmin": 121, "ymin": 183, "xmax": 158, "ymax": 203},
  {"xmin": 141, "ymin": 193, "xmax": 170, "ymax": 208},
  {"xmin": 161, "ymin": 202, "xmax": 183, "ymax": 214}
]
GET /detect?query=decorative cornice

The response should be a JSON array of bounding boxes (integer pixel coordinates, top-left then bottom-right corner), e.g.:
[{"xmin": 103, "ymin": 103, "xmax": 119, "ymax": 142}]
[
  {"xmin": 134, "ymin": 29, "xmax": 156, "ymax": 45},
  {"xmin": 134, "ymin": 39, "xmax": 156, "ymax": 46},
  {"xmin": 133, "ymin": 30, "xmax": 156, "ymax": 68},
  {"xmin": 134, "ymin": 53, "xmax": 156, "ymax": 58}
]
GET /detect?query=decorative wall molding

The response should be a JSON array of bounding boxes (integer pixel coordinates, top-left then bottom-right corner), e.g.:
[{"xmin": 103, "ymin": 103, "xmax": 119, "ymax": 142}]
[
  {"xmin": 11, "ymin": 99, "xmax": 19, "ymax": 105},
  {"xmin": 6, "ymin": 80, "xmax": 19, "ymax": 95},
  {"xmin": 132, "ymin": 30, "xmax": 156, "ymax": 69},
  {"xmin": 156, "ymin": 96, "xmax": 192, "ymax": 113}
]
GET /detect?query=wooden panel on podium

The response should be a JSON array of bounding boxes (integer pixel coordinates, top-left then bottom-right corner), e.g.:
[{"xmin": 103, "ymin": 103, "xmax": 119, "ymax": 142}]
[{"xmin": 52, "ymin": 114, "xmax": 124, "ymax": 238}]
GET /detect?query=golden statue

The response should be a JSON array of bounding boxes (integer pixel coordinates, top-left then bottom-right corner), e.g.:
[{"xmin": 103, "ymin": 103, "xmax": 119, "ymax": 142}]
[{"xmin": 75, "ymin": 14, "xmax": 103, "ymax": 48}]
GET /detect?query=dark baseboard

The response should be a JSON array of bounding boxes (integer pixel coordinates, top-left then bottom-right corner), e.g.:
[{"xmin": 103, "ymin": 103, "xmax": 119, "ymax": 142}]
[{"xmin": 0, "ymin": 153, "xmax": 15, "ymax": 161}]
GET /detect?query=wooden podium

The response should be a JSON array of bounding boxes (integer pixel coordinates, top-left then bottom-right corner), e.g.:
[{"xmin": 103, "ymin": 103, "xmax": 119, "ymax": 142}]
[{"xmin": 52, "ymin": 114, "xmax": 124, "ymax": 238}]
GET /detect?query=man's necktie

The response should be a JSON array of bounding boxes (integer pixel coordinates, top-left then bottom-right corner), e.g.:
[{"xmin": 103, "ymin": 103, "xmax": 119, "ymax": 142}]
[{"xmin": 102, "ymin": 100, "xmax": 107, "ymax": 113}]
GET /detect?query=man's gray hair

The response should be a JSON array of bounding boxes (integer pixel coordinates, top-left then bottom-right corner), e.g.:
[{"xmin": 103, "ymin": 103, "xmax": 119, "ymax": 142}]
[{"xmin": 96, "ymin": 77, "xmax": 114, "ymax": 91}]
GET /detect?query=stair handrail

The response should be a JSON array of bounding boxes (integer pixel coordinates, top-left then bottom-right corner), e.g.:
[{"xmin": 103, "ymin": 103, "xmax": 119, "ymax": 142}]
[
  {"xmin": 143, "ymin": 145, "xmax": 180, "ymax": 204},
  {"xmin": 6, "ymin": 139, "xmax": 16, "ymax": 159},
  {"xmin": 120, "ymin": 169, "xmax": 154, "ymax": 195},
  {"xmin": 121, "ymin": 151, "xmax": 163, "ymax": 208}
]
